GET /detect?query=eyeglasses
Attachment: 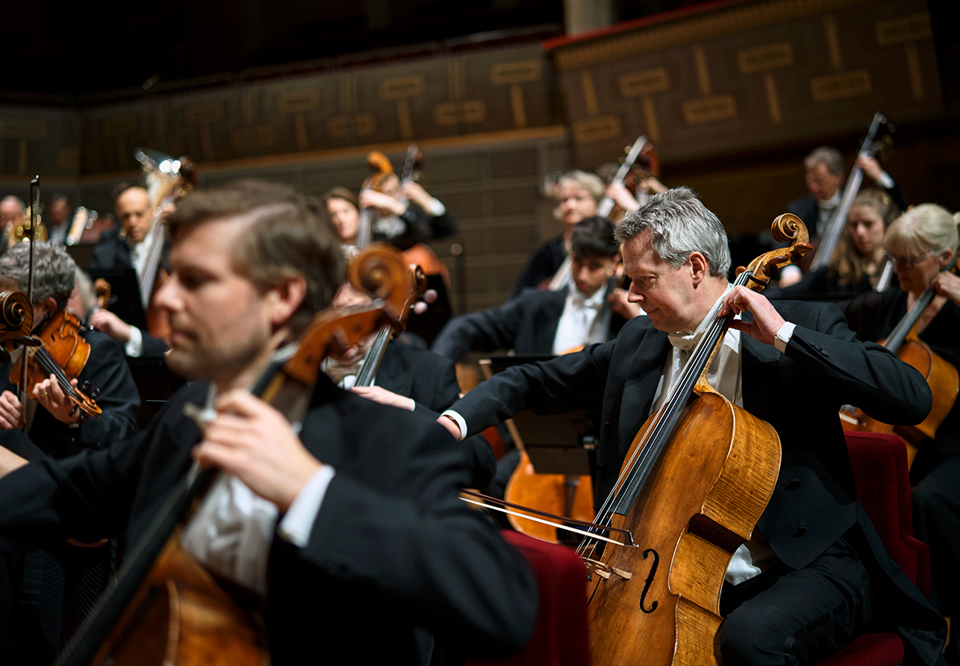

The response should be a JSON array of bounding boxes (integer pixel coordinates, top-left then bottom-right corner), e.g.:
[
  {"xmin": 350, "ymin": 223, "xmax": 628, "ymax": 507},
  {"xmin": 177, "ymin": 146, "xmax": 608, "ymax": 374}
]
[{"xmin": 885, "ymin": 249, "xmax": 938, "ymax": 269}]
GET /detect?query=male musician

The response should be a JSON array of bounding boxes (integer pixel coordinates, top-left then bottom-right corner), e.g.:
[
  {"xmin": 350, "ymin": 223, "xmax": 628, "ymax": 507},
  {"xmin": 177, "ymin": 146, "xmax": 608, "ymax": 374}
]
[
  {"xmin": 43, "ymin": 193, "xmax": 72, "ymax": 245},
  {"xmin": 0, "ymin": 195, "xmax": 24, "ymax": 255},
  {"xmin": 0, "ymin": 241, "xmax": 140, "ymax": 662},
  {"xmin": 433, "ymin": 216, "xmax": 635, "ymax": 363},
  {"xmin": 432, "ymin": 216, "xmax": 636, "ymax": 499},
  {"xmin": 88, "ymin": 184, "xmax": 168, "ymax": 357},
  {"xmin": 0, "ymin": 181, "xmax": 536, "ymax": 664},
  {"xmin": 439, "ymin": 187, "xmax": 946, "ymax": 665}
]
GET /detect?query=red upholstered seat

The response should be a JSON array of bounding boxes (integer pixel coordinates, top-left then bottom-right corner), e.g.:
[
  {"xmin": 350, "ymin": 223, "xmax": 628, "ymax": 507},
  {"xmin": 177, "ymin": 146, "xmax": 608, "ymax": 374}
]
[
  {"xmin": 814, "ymin": 431, "xmax": 930, "ymax": 666},
  {"xmin": 468, "ymin": 530, "xmax": 589, "ymax": 666}
]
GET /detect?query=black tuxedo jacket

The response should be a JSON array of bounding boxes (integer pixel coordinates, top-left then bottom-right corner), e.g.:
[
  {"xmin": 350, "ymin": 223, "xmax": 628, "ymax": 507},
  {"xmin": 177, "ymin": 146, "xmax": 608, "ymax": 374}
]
[
  {"xmin": 0, "ymin": 378, "xmax": 536, "ymax": 664},
  {"xmin": 376, "ymin": 340, "xmax": 496, "ymax": 488},
  {"xmin": 510, "ymin": 237, "xmax": 566, "ymax": 299},
  {"xmin": 449, "ymin": 299, "xmax": 946, "ymax": 663},
  {"xmin": 432, "ymin": 286, "xmax": 626, "ymax": 363}
]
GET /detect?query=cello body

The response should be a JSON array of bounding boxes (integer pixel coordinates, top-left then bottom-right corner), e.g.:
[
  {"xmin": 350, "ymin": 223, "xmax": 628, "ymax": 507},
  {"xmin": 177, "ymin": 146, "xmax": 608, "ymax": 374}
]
[
  {"xmin": 587, "ymin": 391, "xmax": 780, "ymax": 665},
  {"xmin": 841, "ymin": 336, "xmax": 958, "ymax": 466},
  {"xmin": 94, "ymin": 537, "xmax": 265, "ymax": 666}
]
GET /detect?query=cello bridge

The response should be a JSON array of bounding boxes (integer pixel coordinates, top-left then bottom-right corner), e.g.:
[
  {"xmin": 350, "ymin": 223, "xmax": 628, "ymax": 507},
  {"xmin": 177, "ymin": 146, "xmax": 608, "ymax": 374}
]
[{"xmin": 583, "ymin": 557, "xmax": 632, "ymax": 581}]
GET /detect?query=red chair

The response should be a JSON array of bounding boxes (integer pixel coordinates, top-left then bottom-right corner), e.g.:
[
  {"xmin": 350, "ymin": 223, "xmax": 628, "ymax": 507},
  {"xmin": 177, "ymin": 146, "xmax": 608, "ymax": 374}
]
[
  {"xmin": 814, "ymin": 431, "xmax": 930, "ymax": 666},
  {"xmin": 468, "ymin": 530, "xmax": 590, "ymax": 666}
]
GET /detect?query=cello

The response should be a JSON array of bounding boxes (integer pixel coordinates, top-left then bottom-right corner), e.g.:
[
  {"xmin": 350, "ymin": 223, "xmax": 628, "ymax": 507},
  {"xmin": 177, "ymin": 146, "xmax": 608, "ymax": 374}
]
[
  {"xmin": 840, "ymin": 253, "xmax": 960, "ymax": 466},
  {"xmin": 582, "ymin": 214, "xmax": 810, "ymax": 666},
  {"xmin": 52, "ymin": 245, "xmax": 411, "ymax": 666}
]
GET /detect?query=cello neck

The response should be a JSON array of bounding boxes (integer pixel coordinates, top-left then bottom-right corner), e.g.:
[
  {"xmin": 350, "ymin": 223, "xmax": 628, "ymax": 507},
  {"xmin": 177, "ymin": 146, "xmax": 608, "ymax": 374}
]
[
  {"xmin": 886, "ymin": 252, "xmax": 960, "ymax": 352},
  {"xmin": 596, "ymin": 135, "xmax": 648, "ymax": 219}
]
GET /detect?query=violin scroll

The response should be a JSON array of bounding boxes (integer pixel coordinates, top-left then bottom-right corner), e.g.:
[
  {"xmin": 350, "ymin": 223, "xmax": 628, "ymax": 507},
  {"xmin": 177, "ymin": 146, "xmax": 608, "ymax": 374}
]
[
  {"xmin": 0, "ymin": 291, "xmax": 33, "ymax": 345},
  {"xmin": 737, "ymin": 213, "xmax": 812, "ymax": 292}
]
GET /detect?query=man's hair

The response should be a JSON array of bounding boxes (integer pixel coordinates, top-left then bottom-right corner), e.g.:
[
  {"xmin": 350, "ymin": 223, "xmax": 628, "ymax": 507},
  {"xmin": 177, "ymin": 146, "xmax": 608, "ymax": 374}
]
[
  {"xmin": 322, "ymin": 186, "xmax": 358, "ymax": 209},
  {"xmin": 804, "ymin": 147, "xmax": 844, "ymax": 175},
  {"xmin": 614, "ymin": 187, "xmax": 731, "ymax": 278},
  {"xmin": 885, "ymin": 204, "xmax": 960, "ymax": 258},
  {"xmin": 112, "ymin": 183, "xmax": 145, "ymax": 201},
  {"xmin": 571, "ymin": 216, "xmax": 619, "ymax": 259},
  {"xmin": 0, "ymin": 195, "xmax": 24, "ymax": 211},
  {"xmin": 559, "ymin": 170, "xmax": 605, "ymax": 202},
  {"xmin": 0, "ymin": 241, "xmax": 77, "ymax": 309},
  {"xmin": 167, "ymin": 180, "xmax": 345, "ymax": 335}
]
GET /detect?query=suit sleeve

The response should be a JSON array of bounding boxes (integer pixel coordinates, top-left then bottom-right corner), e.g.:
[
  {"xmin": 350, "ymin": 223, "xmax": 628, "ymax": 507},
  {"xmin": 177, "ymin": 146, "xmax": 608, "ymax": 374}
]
[
  {"xmin": 451, "ymin": 340, "xmax": 615, "ymax": 438},
  {"xmin": 430, "ymin": 295, "xmax": 530, "ymax": 363},
  {"xmin": 74, "ymin": 332, "xmax": 141, "ymax": 453},
  {"xmin": 783, "ymin": 302, "xmax": 932, "ymax": 424},
  {"xmin": 297, "ymin": 416, "xmax": 537, "ymax": 656}
]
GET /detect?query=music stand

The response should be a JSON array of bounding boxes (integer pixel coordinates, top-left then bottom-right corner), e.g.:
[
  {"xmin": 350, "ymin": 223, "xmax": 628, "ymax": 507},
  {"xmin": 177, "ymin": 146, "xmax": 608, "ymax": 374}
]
[
  {"xmin": 480, "ymin": 356, "xmax": 597, "ymax": 476},
  {"xmin": 86, "ymin": 268, "xmax": 148, "ymax": 331}
]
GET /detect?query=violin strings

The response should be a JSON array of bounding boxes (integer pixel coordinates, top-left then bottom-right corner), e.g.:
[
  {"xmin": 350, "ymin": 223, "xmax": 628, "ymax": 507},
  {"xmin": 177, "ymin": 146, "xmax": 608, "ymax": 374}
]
[
  {"xmin": 32, "ymin": 347, "xmax": 84, "ymax": 402},
  {"xmin": 579, "ymin": 271, "xmax": 751, "ymax": 555}
]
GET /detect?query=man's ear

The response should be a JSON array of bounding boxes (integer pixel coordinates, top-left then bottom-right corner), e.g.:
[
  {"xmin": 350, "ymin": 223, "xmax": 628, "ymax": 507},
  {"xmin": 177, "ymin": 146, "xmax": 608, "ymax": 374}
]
[
  {"xmin": 689, "ymin": 252, "xmax": 709, "ymax": 285},
  {"xmin": 266, "ymin": 278, "xmax": 308, "ymax": 327},
  {"xmin": 38, "ymin": 296, "xmax": 60, "ymax": 319}
]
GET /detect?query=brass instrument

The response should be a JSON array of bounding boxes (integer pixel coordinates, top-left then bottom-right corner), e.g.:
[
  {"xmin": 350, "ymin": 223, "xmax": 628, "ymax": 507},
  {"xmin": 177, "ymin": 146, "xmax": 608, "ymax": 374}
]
[{"xmin": 8, "ymin": 207, "xmax": 47, "ymax": 244}]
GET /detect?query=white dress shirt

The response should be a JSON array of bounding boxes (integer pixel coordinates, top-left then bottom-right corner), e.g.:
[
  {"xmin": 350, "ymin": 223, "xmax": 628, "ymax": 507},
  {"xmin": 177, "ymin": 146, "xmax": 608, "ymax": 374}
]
[
  {"xmin": 552, "ymin": 285, "xmax": 607, "ymax": 355},
  {"xmin": 180, "ymin": 383, "xmax": 337, "ymax": 595}
]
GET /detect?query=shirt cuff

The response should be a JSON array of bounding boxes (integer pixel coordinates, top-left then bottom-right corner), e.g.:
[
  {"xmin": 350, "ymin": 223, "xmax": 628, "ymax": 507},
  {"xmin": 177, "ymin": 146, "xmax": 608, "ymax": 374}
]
[
  {"xmin": 440, "ymin": 410, "xmax": 468, "ymax": 441},
  {"xmin": 780, "ymin": 265, "xmax": 802, "ymax": 281},
  {"xmin": 876, "ymin": 171, "xmax": 895, "ymax": 189},
  {"xmin": 277, "ymin": 465, "xmax": 336, "ymax": 548},
  {"xmin": 125, "ymin": 326, "xmax": 144, "ymax": 357},
  {"xmin": 774, "ymin": 321, "xmax": 797, "ymax": 353},
  {"xmin": 425, "ymin": 198, "xmax": 446, "ymax": 216}
]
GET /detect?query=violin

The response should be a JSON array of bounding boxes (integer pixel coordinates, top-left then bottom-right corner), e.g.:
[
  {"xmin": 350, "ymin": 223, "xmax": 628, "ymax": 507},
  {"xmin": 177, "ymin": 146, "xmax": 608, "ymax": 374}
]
[
  {"xmin": 582, "ymin": 214, "xmax": 810, "ymax": 666},
  {"xmin": 53, "ymin": 244, "xmax": 411, "ymax": 666},
  {"xmin": 840, "ymin": 254, "xmax": 960, "ymax": 466},
  {"xmin": 8, "ymin": 308, "xmax": 103, "ymax": 421}
]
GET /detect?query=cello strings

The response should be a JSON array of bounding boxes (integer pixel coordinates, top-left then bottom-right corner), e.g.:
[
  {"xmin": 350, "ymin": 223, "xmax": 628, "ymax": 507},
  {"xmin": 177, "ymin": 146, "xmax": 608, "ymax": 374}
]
[{"xmin": 579, "ymin": 271, "xmax": 751, "ymax": 554}]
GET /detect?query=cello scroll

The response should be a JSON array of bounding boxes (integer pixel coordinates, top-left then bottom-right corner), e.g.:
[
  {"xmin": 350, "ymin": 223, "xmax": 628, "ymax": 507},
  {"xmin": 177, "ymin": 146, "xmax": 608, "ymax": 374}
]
[{"xmin": 739, "ymin": 213, "xmax": 812, "ymax": 292}]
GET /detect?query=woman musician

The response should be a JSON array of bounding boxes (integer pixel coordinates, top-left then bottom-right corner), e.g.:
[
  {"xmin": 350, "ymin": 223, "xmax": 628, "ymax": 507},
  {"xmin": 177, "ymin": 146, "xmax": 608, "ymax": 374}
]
[
  {"xmin": 772, "ymin": 188, "xmax": 900, "ymax": 301},
  {"xmin": 845, "ymin": 204, "xmax": 960, "ymax": 663},
  {"xmin": 0, "ymin": 242, "xmax": 141, "ymax": 662}
]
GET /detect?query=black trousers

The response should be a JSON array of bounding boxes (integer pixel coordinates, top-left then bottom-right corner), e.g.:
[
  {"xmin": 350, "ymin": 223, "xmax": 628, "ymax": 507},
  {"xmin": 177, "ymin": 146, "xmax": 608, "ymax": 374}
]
[
  {"xmin": 912, "ymin": 454, "xmax": 960, "ymax": 665},
  {"xmin": 718, "ymin": 537, "xmax": 875, "ymax": 666}
]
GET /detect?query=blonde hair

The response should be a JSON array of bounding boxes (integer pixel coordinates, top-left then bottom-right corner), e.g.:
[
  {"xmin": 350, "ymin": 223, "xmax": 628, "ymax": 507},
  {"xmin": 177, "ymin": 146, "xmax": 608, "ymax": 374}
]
[
  {"xmin": 829, "ymin": 188, "xmax": 899, "ymax": 287},
  {"xmin": 559, "ymin": 170, "xmax": 605, "ymax": 202},
  {"xmin": 884, "ymin": 204, "xmax": 960, "ymax": 258}
]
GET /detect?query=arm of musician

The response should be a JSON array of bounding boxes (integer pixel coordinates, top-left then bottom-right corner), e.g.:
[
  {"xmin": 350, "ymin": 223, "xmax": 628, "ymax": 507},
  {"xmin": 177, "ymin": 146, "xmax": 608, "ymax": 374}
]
[
  {"xmin": 351, "ymin": 386, "xmax": 415, "ymax": 411},
  {"xmin": 605, "ymin": 183, "xmax": 639, "ymax": 212},
  {"xmin": 399, "ymin": 182, "xmax": 441, "ymax": 213},
  {"xmin": 88, "ymin": 309, "xmax": 150, "ymax": 359},
  {"xmin": 430, "ymin": 296, "xmax": 529, "ymax": 363},
  {"xmin": 358, "ymin": 189, "xmax": 406, "ymax": 217},
  {"xmin": 778, "ymin": 265, "xmax": 803, "ymax": 288},
  {"xmin": 0, "ymin": 390, "xmax": 24, "ymax": 431},
  {"xmin": 857, "ymin": 156, "xmax": 910, "ymax": 211},
  {"xmin": 639, "ymin": 176, "xmax": 668, "ymax": 195},
  {"xmin": 608, "ymin": 287, "xmax": 643, "ymax": 319},
  {"xmin": 46, "ymin": 331, "xmax": 140, "ymax": 453},
  {"xmin": 931, "ymin": 272, "xmax": 960, "ymax": 307},
  {"xmin": 439, "ymin": 340, "xmax": 615, "ymax": 440},
  {"xmin": 299, "ymin": 406, "xmax": 537, "ymax": 656},
  {"xmin": 723, "ymin": 287, "xmax": 932, "ymax": 425}
]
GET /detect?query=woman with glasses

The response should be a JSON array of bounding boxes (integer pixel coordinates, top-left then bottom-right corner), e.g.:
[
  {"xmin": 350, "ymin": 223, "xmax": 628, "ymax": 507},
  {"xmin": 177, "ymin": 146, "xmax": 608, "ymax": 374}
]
[
  {"xmin": 846, "ymin": 203, "xmax": 960, "ymax": 664},
  {"xmin": 774, "ymin": 188, "xmax": 900, "ymax": 301}
]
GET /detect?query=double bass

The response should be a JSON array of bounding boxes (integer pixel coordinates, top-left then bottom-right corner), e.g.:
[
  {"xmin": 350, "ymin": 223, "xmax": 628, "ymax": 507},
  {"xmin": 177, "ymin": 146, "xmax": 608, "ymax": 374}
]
[{"xmin": 582, "ymin": 214, "xmax": 810, "ymax": 665}]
